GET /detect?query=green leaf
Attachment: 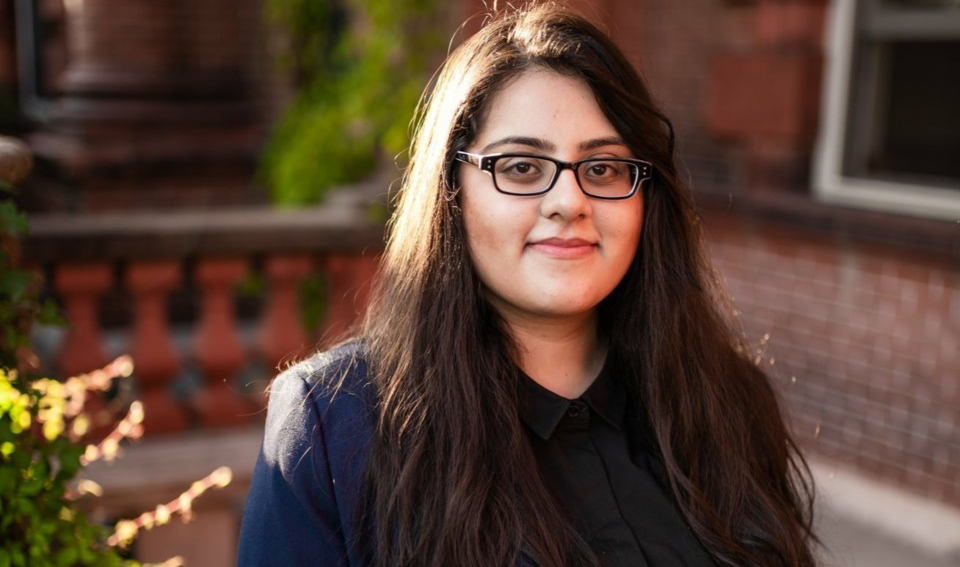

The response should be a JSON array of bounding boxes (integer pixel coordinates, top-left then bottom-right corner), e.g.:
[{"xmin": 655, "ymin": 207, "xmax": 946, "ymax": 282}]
[
  {"xmin": 56, "ymin": 444, "xmax": 82, "ymax": 481},
  {"xmin": 37, "ymin": 299, "xmax": 66, "ymax": 327},
  {"xmin": 0, "ymin": 269, "xmax": 32, "ymax": 302},
  {"xmin": 0, "ymin": 201, "xmax": 28, "ymax": 237},
  {"xmin": 54, "ymin": 546, "xmax": 77, "ymax": 567}
]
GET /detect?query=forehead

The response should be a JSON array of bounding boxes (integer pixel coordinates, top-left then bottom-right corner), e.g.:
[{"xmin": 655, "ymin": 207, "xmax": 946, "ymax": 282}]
[{"xmin": 472, "ymin": 69, "xmax": 620, "ymax": 149}]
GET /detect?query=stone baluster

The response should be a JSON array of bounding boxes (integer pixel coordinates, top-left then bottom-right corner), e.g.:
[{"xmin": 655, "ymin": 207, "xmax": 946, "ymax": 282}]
[
  {"xmin": 192, "ymin": 257, "xmax": 251, "ymax": 427},
  {"xmin": 257, "ymin": 254, "xmax": 314, "ymax": 373},
  {"xmin": 126, "ymin": 261, "xmax": 187, "ymax": 435},
  {"xmin": 321, "ymin": 254, "xmax": 380, "ymax": 341},
  {"xmin": 53, "ymin": 263, "xmax": 112, "ymax": 436},
  {"xmin": 54, "ymin": 263, "xmax": 111, "ymax": 377}
]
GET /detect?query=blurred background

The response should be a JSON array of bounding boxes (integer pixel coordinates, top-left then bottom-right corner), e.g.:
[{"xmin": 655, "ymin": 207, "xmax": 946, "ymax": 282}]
[{"xmin": 0, "ymin": 0, "xmax": 957, "ymax": 565}]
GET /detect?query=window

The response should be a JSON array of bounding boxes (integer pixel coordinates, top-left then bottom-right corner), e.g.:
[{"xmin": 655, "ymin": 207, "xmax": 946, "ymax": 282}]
[{"xmin": 814, "ymin": 0, "xmax": 960, "ymax": 220}]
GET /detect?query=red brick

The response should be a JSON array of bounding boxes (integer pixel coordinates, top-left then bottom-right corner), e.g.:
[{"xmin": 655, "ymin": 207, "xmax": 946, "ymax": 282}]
[
  {"xmin": 755, "ymin": 0, "xmax": 827, "ymax": 48},
  {"xmin": 705, "ymin": 51, "xmax": 823, "ymax": 142}
]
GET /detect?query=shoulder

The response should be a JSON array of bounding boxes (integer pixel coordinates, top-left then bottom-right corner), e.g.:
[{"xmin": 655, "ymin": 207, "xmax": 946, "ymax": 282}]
[
  {"xmin": 272, "ymin": 339, "xmax": 371, "ymax": 394},
  {"xmin": 265, "ymin": 339, "xmax": 377, "ymax": 473},
  {"xmin": 240, "ymin": 340, "xmax": 374, "ymax": 566},
  {"xmin": 268, "ymin": 340, "xmax": 375, "ymax": 420},
  {"xmin": 259, "ymin": 339, "xmax": 377, "ymax": 509}
]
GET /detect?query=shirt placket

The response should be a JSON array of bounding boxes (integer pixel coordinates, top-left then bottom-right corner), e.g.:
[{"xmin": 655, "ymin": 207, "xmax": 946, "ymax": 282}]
[{"xmin": 555, "ymin": 400, "xmax": 651, "ymax": 567}]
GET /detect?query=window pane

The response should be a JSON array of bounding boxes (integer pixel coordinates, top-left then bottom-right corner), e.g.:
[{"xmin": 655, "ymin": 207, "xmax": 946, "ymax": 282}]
[
  {"xmin": 846, "ymin": 39, "xmax": 960, "ymax": 186},
  {"xmin": 869, "ymin": 41, "xmax": 960, "ymax": 182}
]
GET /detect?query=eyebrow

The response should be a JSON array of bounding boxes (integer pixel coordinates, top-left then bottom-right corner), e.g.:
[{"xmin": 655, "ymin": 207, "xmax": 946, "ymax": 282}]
[{"xmin": 479, "ymin": 136, "xmax": 627, "ymax": 154}]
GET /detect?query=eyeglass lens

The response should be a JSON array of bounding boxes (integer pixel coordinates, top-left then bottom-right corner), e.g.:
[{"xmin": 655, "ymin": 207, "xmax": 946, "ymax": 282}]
[{"xmin": 493, "ymin": 156, "xmax": 639, "ymax": 197}]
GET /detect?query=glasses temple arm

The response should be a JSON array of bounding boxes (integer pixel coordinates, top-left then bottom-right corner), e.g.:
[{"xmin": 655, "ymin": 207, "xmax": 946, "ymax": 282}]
[{"xmin": 454, "ymin": 151, "xmax": 483, "ymax": 167}]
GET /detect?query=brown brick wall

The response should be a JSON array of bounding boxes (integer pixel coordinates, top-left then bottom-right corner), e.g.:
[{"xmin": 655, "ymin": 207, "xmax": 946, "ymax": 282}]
[
  {"xmin": 704, "ymin": 211, "xmax": 960, "ymax": 506},
  {"xmin": 606, "ymin": 0, "xmax": 752, "ymax": 194},
  {"xmin": 586, "ymin": 0, "xmax": 960, "ymax": 508}
]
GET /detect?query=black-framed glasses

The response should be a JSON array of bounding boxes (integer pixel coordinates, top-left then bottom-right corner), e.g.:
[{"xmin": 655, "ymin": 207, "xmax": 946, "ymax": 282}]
[{"xmin": 455, "ymin": 151, "xmax": 652, "ymax": 199}]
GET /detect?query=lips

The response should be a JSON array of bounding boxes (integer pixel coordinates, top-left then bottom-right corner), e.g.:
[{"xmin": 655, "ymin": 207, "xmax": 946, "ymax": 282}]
[{"xmin": 527, "ymin": 237, "xmax": 598, "ymax": 259}]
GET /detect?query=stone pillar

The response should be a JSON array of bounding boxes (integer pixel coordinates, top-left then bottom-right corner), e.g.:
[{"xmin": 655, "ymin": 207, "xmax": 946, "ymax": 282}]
[
  {"xmin": 127, "ymin": 261, "xmax": 188, "ymax": 435},
  {"xmin": 321, "ymin": 254, "xmax": 379, "ymax": 342},
  {"xmin": 257, "ymin": 254, "xmax": 314, "ymax": 371},
  {"xmin": 192, "ymin": 257, "xmax": 251, "ymax": 428},
  {"xmin": 52, "ymin": 262, "xmax": 113, "ymax": 437},
  {"xmin": 54, "ymin": 263, "xmax": 111, "ymax": 377}
]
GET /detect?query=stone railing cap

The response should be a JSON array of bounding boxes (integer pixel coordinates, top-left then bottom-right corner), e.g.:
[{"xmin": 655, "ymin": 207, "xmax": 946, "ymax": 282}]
[{"xmin": 0, "ymin": 136, "xmax": 33, "ymax": 186}]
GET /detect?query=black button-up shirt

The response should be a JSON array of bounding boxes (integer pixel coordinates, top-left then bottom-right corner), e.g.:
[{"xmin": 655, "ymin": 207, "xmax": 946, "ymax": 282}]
[{"xmin": 520, "ymin": 364, "xmax": 718, "ymax": 567}]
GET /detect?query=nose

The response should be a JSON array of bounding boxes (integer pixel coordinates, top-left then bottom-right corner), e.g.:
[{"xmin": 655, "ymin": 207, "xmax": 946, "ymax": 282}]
[{"xmin": 538, "ymin": 168, "xmax": 591, "ymax": 221}]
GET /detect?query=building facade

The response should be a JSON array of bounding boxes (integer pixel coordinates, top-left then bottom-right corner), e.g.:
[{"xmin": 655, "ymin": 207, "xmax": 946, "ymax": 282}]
[{"xmin": 2, "ymin": 0, "xmax": 957, "ymax": 564}]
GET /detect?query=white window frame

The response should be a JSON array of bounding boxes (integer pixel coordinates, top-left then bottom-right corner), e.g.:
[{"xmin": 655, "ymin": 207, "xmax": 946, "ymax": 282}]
[{"xmin": 813, "ymin": 0, "xmax": 960, "ymax": 221}]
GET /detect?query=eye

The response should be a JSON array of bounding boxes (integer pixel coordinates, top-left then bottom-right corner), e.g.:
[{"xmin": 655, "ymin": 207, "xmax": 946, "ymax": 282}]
[
  {"xmin": 500, "ymin": 160, "xmax": 540, "ymax": 175},
  {"xmin": 582, "ymin": 160, "xmax": 624, "ymax": 182},
  {"xmin": 496, "ymin": 157, "xmax": 549, "ymax": 182},
  {"xmin": 589, "ymin": 163, "xmax": 611, "ymax": 176}
]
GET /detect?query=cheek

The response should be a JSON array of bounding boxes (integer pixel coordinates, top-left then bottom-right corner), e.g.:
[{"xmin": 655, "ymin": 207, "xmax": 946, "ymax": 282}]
[
  {"xmin": 461, "ymin": 187, "xmax": 507, "ymax": 277},
  {"xmin": 461, "ymin": 183, "xmax": 531, "ymax": 256},
  {"xmin": 601, "ymin": 201, "xmax": 644, "ymax": 262},
  {"xmin": 464, "ymin": 206, "xmax": 506, "ymax": 250},
  {"xmin": 461, "ymin": 195, "xmax": 542, "ymax": 304}
]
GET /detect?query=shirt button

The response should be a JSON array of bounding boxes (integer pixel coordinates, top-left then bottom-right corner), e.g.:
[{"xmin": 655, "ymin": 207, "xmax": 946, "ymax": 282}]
[{"xmin": 566, "ymin": 401, "xmax": 586, "ymax": 419}]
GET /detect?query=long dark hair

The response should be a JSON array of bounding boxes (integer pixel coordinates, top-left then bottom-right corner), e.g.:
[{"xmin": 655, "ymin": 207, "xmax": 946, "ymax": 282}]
[{"xmin": 355, "ymin": 3, "xmax": 817, "ymax": 566}]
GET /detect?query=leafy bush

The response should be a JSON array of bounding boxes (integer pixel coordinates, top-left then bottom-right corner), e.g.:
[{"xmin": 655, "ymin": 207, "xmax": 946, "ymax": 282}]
[
  {"xmin": 0, "ymin": 186, "xmax": 230, "ymax": 566},
  {"xmin": 0, "ymin": 188, "xmax": 136, "ymax": 566},
  {"xmin": 0, "ymin": 366, "xmax": 139, "ymax": 567},
  {"xmin": 262, "ymin": 0, "xmax": 443, "ymax": 205}
]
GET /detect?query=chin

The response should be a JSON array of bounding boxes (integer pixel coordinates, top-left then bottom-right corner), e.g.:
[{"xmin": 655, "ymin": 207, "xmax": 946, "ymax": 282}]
[
  {"xmin": 486, "ymin": 285, "xmax": 607, "ymax": 319},
  {"xmin": 528, "ymin": 297, "xmax": 604, "ymax": 318}
]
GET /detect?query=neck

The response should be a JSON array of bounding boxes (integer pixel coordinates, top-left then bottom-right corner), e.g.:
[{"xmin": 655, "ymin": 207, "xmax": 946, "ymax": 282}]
[{"xmin": 499, "ymin": 306, "xmax": 605, "ymax": 400}]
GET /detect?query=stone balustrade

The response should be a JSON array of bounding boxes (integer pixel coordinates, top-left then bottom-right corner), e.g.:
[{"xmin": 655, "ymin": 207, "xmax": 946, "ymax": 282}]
[
  {"xmin": 22, "ymin": 191, "xmax": 385, "ymax": 435},
  {"xmin": 13, "ymin": 144, "xmax": 387, "ymax": 564}
]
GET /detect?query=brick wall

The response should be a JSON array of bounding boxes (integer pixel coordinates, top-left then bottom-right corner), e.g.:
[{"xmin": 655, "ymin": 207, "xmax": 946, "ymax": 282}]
[
  {"xmin": 590, "ymin": 0, "xmax": 960, "ymax": 508},
  {"xmin": 704, "ymin": 211, "xmax": 960, "ymax": 506},
  {"xmin": 606, "ymin": 0, "xmax": 751, "ymax": 195}
]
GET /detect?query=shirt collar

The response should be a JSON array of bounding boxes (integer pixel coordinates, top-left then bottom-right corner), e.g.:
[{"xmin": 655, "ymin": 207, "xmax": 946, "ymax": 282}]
[{"xmin": 519, "ymin": 358, "xmax": 626, "ymax": 441}]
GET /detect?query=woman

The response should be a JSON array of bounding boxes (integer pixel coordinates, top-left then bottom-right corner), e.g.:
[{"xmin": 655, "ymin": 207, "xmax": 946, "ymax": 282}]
[{"xmin": 238, "ymin": 4, "xmax": 818, "ymax": 567}]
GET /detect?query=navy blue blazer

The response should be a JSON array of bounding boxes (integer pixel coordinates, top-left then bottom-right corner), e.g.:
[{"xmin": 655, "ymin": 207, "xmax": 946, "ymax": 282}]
[
  {"xmin": 237, "ymin": 343, "xmax": 377, "ymax": 567},
  {"xmin": 237, "ymin": 342, "xmax": 537, "ymax": 566}
]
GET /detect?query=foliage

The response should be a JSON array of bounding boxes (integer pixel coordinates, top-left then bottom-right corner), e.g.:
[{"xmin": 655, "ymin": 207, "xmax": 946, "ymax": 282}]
[
  {"xmin": 0, "ymin": 189, "xmax": 232, "ymax": 565},
  {"xmin": 0, "ymin": 187, "xmax": 134, "ymax": 565},
  {"xmin": 0, "ymin": 196, "xmax": 62, "ymax": 369},
  {"xmin": 262, "ymin": 0, "xmax": 444, "ymax": 205},
  {"xmin": 298, "ymin": 272, "xmax": 327, "ymax": 333},
  {"xmin": 0, "ymin": 366, "xmax": 138, "ymax": 567}
]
